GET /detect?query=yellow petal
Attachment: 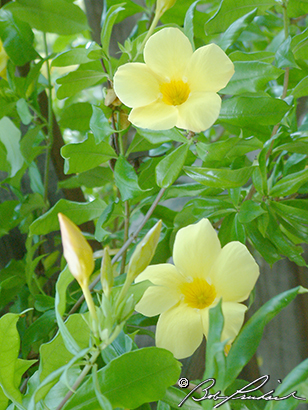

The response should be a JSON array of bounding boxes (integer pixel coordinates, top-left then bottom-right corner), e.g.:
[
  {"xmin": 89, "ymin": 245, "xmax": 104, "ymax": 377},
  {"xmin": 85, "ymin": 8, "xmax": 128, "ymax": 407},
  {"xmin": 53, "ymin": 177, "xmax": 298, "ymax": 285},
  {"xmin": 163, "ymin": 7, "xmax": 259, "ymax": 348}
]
[
  {"xmin": 144, "ymin": 28, "xmax": 193, "ymax": 79},
  {"xmin": 113, "ymin": 63, "xmax": 160, "ymax": 108},
  {"xmin": 221, "ymin": 302, "xmax": 247, "ymax": 343},
  {"xmin": 173, "ymin": 219, "xmax": 221, "ymax": 279},
  {"xmin": 129, "ymin": 100, "xmax": 177, "ymax": 130},
  {"xmin": 176, "ymin": 92, "xmax": 221, "ymax": 133},
  {"xmin": 210, "ymin": 242, "xmax": 260, "ymax": 302},
  {"xmin": 186, "ymin": 43, "xmax": 234, "ymax": 93},
  {"xmin": 135, "ymin": 264, "xmax": 183, "ymax": 316},
  {"xmin": 156, "ymin": 303, "xmax": 203, "ymax": 359}
]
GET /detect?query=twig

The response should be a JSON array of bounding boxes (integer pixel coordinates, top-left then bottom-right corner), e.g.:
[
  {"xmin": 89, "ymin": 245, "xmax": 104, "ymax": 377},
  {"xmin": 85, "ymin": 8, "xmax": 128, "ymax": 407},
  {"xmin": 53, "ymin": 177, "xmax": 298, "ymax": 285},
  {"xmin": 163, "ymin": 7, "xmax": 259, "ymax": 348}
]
[{"xmin": 67, "ymin": 187, "xmax": 166, "ymax": 315}]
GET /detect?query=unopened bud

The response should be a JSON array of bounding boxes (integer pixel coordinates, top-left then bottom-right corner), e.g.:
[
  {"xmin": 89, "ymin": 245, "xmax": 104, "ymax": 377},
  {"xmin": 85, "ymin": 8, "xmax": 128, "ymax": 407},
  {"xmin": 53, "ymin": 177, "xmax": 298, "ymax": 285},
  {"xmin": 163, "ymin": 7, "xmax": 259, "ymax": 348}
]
[
  {"xmin": 104, "ymin": 88, "xmax": 117, "ymax": 106},
  {"xmin": 127, "ymin": 220, "xmax": 162, "ymax": 281},
  {"xmin": 0, "ymin": 40, "xmax": 8, "ymax": 80},
  {"xmin": 156, "ymin": 0, "xmax": 176, "ymax": 16},
  {"xmin": 100, "ymin": 247, "xmax": 113, "ymax": 298},
  {"xmin": 58, "ymin": 213, "xmax": 94, "ymax": 288}
]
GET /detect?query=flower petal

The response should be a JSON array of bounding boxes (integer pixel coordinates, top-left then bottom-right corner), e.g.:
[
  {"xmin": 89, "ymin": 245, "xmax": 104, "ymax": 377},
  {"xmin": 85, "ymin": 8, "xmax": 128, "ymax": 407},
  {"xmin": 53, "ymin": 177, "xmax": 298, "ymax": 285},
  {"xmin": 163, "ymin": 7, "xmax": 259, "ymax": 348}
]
[
  {"xmin": 156, "ymin": 302, "xmax": 203, "ymax": 359},
  {"xmin": 186, "ymin": 44, "xmax": 234, "ymax": 93},
  {"xmin": 114, "ymin": 63, "xmax": 160, "ymax": 108},
  {"xmin": 221, "ymin": 302, "xmax": 247, "ymax": 342},
  {"xmin": 176, "ymin": 92, "xmax": 221, "ymax": 133},
  {"xmin": 135, "ymin": 264, "xmax": 184, "ymax": 316},
  {"xmin": 210, "ymin": 242, "xmax": 260, "ymax": 302},
  {"xmin": 144, "ymin": 27, "xmax": 193, "ymax": 79},
  {"xmin": 129, "ymin": 100, "xmax": 178, "ymax": 130},
  {"xmin": 173, "ymin": 219, "xmax": 221, "ymax": 280}
]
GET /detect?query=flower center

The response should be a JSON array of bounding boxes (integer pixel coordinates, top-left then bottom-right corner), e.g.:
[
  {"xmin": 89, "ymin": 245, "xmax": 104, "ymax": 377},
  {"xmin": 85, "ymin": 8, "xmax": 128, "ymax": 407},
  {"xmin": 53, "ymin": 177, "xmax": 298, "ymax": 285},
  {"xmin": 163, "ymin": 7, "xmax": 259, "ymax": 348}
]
[
  {"xmin": 160, "ymin": 79, "xmax": 190, "ymax": 106},
  {"xmin": 180, "ymin": 278, "xmax": 216, "ymax": 309}
]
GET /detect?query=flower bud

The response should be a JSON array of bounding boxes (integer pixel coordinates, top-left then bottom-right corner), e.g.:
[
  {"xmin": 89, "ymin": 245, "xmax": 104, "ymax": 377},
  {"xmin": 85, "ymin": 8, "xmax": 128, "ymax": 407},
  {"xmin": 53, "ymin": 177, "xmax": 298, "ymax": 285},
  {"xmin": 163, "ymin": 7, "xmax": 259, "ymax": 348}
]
[
  {"xmin": 127, "ymin": 220, "xmax": 162, "ymax": 282},
  {"xmin": 58, "ymin": 213, "xmax": 94, "ymax": 287},
  {"xmin": 0, "ymin": 40, "xmax": 8, "ymax": 80},
  {"xmin": 100, "ymin": 247, "xmax": 113, "ymax": 298},
  {"xmin": 156, "ymin": 0, "xmax": 176, "ymax": 16}
]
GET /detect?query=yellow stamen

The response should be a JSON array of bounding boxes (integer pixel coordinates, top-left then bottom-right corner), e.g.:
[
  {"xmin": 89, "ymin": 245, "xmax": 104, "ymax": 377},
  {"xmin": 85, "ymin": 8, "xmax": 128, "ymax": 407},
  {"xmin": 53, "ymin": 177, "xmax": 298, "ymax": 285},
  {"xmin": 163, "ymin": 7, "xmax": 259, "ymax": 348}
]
[
  {"xmin": 160, "ymin": 79, "xmax": 190, "ymax": 106},
  {"xmin": 180, "ymin": 277, "xmax": 216, "ymax": 309}
]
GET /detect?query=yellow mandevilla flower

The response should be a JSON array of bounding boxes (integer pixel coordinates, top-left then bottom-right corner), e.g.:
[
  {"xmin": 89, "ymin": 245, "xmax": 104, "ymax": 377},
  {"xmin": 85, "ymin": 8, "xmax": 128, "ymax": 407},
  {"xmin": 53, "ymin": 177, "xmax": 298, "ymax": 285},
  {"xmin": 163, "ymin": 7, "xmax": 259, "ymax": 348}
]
[
  {"xmin": 0, "ymin": 39, "xmax": 8, "ymax": 80},
  {"xmin": 135, "ymin": 219, "xmax": 259, "ymax": 359},
  {"xmin": 113, "ymin": 28, "xmax": 234, "ymax": 133}
]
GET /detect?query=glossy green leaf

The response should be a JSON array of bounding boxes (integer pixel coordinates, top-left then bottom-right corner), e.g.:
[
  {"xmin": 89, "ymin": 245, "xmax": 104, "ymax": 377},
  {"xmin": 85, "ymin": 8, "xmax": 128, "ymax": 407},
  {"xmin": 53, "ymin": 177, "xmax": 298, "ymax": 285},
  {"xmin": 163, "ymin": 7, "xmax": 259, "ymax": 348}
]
[
  {"xmin": 101, "ymin": 3, "xmax": 125, "ymax": 57},
  {"xmin": 56, "ymin": 70, "xmax": 108, "ymax": 99},
  {"xmin": 218, "ymin": 213, "xmax": 246, "ymax": 246},
  {"xmin": 62, "ymin": 347, "xmax": 181, "ymax": 409},
  {"xmin": 275, "ymin": 36, "xmax": 299, "ymax": 69},
  {"xmin": 0, "ymin": 117, "xmax": 23, "ymax": 177},
  {"xmin": 5, "ymin": 0, "xmax": 89, "ymax": 35},
  {"xmin": 218, "ymin": 8, "xmax": 257, "ymax": 51},
  {"xmin": 61, "ymin": 133, "xmax": 116, "ymax": 174},
  {"xmin": 161, "ymin": 386, "xmax": 202, "ymax": 410},
  {"xmin": 238, "ymin": 200, "xmax": 266, "ymax": 223},
  {"xmin": 184, "ymin": 165, "xmax": 254, "ymax": 188},
  {"xmin": 291, "ymin": 27, "xmax": 308, "ymax": 61},
  {"xmin": 229, "ymin": 50, "xmax": 275, "ymax": 63},
  {"xmin": 0, "ymin": 260, "xmax": 26, "ymax": 310},
  {"xmin": 205, "ymin": 0, "xmax": 276, "ymax": 34},
  {"xmin": 52, "ymin": 48, "xmax": 93, "ymax": 67},
  {"xmin": 270, "ymin": 200, "xmax": 308, "ymax": 225},
  {"xmin": 0, "ymin": 9, "xmax": 37, "ymax": 66},
  {"xmin": 137, "ymin": 128, "xmax": 187, "ymax": 144},
  {"xmin": 59, "ymin": 102, "xmax": 92, "ymax": 132},
  {"xmin": 288, "ymin": 0, "xmax": 308, "ymax": 18},
  {"xmin": 219, "ymin": 96, "xmax": 289, "ymax": 127},
  {"xmin": 58, "ymin": 166, "xmax": 113, "ymax": 189},
  {"xmin": 0, "ymin": 200, "xmax": 19, "ymax": 238},
  {"xmin": 126, "ymin": 132, "xmax": 159, "ymax": 155},
  {"xmin": 29, "ymin": 198, "xmax": 106, "ymax": 235},
  {"xmin": 89, "ymin": 105, "xmax": 114, "ymax": 143},
  {"xmin": 225, "ymin": 286, "xmax": 308, "ymax": 388},
  {"xmin": 16, "ymin": 98, "xmax": 32, "ymax": 125},
  {"xmin": 221, "ymin": 61, "xmax": 283, "ymax": 95},
  {"xmin": 270, "ymin": 168, "xmax": 308, "ymax": 197},
  {"xmin": 156, "ymin": 143, "xmax": 190, "ymax": 188},
  {"xmin": 114, "ymin": 155, "xmax": 148, "ymax": 201},
  {"xmin": 183, "ymin": 0, "xmax": 199, "ymax": 46},
  {"xmin": 291, "ymin": 75, "xmax": 308, "ymax": 98},
  {"xmin": 245, "ymin": 220, "xmax": 280, "ymax": 266}
]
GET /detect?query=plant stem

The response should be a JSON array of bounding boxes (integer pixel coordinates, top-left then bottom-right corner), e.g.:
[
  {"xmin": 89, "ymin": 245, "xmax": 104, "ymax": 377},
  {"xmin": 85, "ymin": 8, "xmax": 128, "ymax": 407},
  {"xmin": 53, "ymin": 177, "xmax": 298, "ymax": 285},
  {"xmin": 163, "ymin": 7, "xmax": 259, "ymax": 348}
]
[
  {"xmin": 81, "ymin": 282, "xmax": 99, "ymax": 338},
  {"xmin": 55, "ymin": 349, "xmax": 100, "ymax": 410},
  {"xmin": 68, "ymin": 187, "xmax": 166, "ymax": 315},
  {"xmin": 134, "ymin": 11, "xmax": 161, "ymax": 60},
  {"xmin": 120, "ymin": 201, "xmax": 130, "ymax": 275},
  {"xmin": 42, "ymin": 32, "xmax": 53, "ymax": 207}
]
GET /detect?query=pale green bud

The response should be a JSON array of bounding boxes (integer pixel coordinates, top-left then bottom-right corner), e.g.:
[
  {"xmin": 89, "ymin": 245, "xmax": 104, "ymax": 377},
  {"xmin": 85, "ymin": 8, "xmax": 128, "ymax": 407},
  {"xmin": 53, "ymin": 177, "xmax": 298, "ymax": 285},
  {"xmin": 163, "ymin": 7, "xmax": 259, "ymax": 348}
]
[
  {"xmin": 58, "ymin": 213, "xmax": 94, "ymax": 288},
  {"xmin": 127, "ymin": 220, "xmax": 162, "ymax": 282},
  {"xmin": 156, "ymin": 0, "xmax": 176, "ymax": 16},
  {"xmin": 100, "ymin": 247, "xmax": 113, "ymax": 298}
]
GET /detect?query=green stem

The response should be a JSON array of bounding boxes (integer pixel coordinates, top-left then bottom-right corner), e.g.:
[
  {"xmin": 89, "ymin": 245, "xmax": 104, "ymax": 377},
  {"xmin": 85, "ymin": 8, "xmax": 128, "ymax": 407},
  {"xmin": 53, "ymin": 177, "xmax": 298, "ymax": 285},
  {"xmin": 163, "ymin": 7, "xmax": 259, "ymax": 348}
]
[
  {"xmin": 134, "ymin": 11, "xmax": 161, "ymax": 60},
  {"xmin": 42, "ymin": 32, "xmax": 53, "ymax": 207},
  {"xmin": 81, "ymin": 282, "xmax": 99, "ymax": 338},
  {"xmin": 120, "ymin": 201, "xmax": 130, "ymax": 275}
]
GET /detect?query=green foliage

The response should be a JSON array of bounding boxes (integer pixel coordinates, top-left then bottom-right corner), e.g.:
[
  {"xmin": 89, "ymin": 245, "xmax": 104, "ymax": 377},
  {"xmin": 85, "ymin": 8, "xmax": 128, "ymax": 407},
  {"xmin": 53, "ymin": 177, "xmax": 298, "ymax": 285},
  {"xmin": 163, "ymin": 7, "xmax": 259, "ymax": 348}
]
[{"xmin": 0, "ymin": 0, "xmax": 308, "ymax": 409}]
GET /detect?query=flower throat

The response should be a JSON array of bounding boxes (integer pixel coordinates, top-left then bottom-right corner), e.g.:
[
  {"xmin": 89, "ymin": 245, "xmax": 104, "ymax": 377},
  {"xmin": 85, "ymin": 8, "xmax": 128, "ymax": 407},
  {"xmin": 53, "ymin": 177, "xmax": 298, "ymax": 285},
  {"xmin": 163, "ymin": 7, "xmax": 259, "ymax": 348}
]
[{"xmin": 160, "ymin": 79, "xmax": 190, "ymax": 106}]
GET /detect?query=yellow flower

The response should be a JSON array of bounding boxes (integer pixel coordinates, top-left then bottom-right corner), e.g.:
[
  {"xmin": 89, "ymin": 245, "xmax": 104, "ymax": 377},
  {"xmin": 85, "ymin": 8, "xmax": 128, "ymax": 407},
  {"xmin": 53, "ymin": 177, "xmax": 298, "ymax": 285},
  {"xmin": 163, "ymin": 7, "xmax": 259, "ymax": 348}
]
[
  {"xmin": 135, "ymin": 219, "xmax": 259, "ymax": 359},
  {"xmin": 58, "ymin": 213, "xmax": 94, "ymax": 288},
  {"xmin": 0, "ymin": 40, "xmax": 8, "ymax": 80},
  {"xmin": 156, "ymin": 0, "xmax": 176, "ymax": 16},
  {"xmin": 113, "ymin": 28, "xmax": 234, "ymax": 133}
]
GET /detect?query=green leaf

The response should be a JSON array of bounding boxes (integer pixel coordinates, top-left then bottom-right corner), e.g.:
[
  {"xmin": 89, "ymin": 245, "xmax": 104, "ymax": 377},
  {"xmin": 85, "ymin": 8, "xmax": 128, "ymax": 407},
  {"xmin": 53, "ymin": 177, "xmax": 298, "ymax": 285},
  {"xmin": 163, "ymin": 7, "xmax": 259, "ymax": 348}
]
[
  {"xmin": 238, "ymin": 200, "xmax": 266, "ymax": 223},
  {"xmin": 114, "ymin": 155, "xmax": 148, "ymax": 201},
  {"xmin": 229, "ymin": 50, "xmax": 275, "ymax": 63},
  {"xmin": 288, "ymin": 0, "xmax": 308, "ymax": 18},
  {"xmin": 61, "ymin": 133, "xmax": 116, "ymax": 174},
  {"xmin": 291, "ymin": 75, "xmax": 308, "ymax": 98},
  {"xmin": 56, "ymin": 70, "xmax": 108, "ymax": 99},
  {"xmin": 205, "ymin": 0, "xmax": 276, "ymax": 34},
  {"xmin": 52, "ymin": 48, "xmax": 94, "ymax": 67},
  {"xmin": 0, "ymin": 200, "xmax": 19, "ymax": 238},
  {"xmin": 218, "ymin": 8, "xmax": 257, "ymax": 51},
  {"xmin": 89, "ymin": 105, "xmax": 114, "ymax": 143},
  {"xmin": 183, "ymin": 1, "xmax": 199, "ymax": 46},
  {"xmin": 225, "ymin": 286, "xmax": 308, "ymax": 388},
  {"xmin": 221, "ymin": 61, "xmax": 283, "ymax": 95},
  {"xmin": 161, "ymin": 386, "xmax": 202, "ymax": 410},
  {"xmin": 184, "ymin": 165, "xmax": 254, "ymax": 188},
  {"xmin": 58, "ymin": 167, "xmax": 114, "ymax": 189},
  {"xmin": 275, "ymin": 36, "xmax": 299, "ymax": 69},
  {"xmin": 0, "ymin": 9, "xmax": 37, "ymax": 66},
  {"xmin": 137, "ymin": 128, "xmax": 187, "ymax": 144},
  {"xmin": 29, "ymin": 198, "xmax": 107, "ymax": 235},
  {"xmin": 156, "ymin": 143, "xmax": 190, "ymax": 188},
  {"xmin": 219, "ymin": 96, "xmax": 289, "ymax": 128},
  {"xmin": 0, "ymin": 313, "xmax": 27, "ymax": 410},
  {"xmin": 291, "ymin": 27, "xmax": 308, "ymax": 61},
  {"xmin": 16, "ymin": 98, "xmax": 32, "ymax": 125},
  {"xmin": 0, "ymin": 117, "xmax": 24, "ymax": 177},
  {"xmin": 269, "ymin": 168, "xmax": 308, "ymax": 197},
  {"xmin": 271, "ymin": 199, "xmax": 308, "ymax": 224},
  {"xmin": 62, "ymin": 347, "xmax": 181, "ymax": 409},
  {"xmin": 218, "ymin": 213, "xmax": 246, "ymax": 246},
  {"xmin": 5, "ymin": 0, "xmax": 89, "ymax": 35},
  {"xmin": 100, "ymin": 3, "xmax": 125, "ymax": 57},
  {"xmin": 59, "ymin": 102, "xmax": 92, "ymax": 132}
]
